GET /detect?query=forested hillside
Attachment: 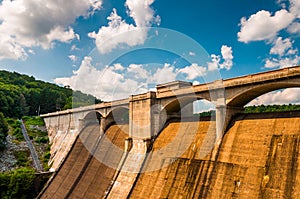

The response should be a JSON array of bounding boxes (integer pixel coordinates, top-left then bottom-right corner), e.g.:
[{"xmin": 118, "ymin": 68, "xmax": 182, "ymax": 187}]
[{"xmin": 0, "ymin": 70, "xmax": 101, "ymax": 118}]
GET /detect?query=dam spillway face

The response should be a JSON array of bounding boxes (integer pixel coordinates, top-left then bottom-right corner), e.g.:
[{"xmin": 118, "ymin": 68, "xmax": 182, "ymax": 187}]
[{"xmin": 39, "ymin": 112, "xmax": 300, "ymax": 198}]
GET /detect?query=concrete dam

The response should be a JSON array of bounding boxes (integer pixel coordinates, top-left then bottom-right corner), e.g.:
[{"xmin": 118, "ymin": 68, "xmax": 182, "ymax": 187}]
[{"xmin": 38, "ymin": 66, "xmax": 300, "ymax": 198}]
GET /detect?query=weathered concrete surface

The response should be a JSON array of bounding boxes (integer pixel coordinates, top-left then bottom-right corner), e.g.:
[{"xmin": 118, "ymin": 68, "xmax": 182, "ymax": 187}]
[
  {"xmin": 129, "ymin": 112, "xmax": 300, "ymax": 198},
  {"xmin": 107, "ymin": 139, "xmax": 148, "ymax": 198},
  {"xmin": 40, "ymin": 111, "xmax": 300, "ymax": 198},
  {"xmin": 39, "ymin": 124, "xmax": 128, "ymax": 199},
  {"xmin": 42, "ymin": 100, "xmax": 128, "ymax": 171}
]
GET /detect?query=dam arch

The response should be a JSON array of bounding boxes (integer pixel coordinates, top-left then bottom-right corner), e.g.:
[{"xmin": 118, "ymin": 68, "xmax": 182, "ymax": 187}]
[
  {"xmin": 227, "ymin": 81, "xmax": 300, "ymax": 108},
  {"xmin": 106, "ymin": 107, "xmax": 129, "ymax": 123},
  {"xmin": 82, "ymin": 111, "xmax": 102, "ymax": 126},
  {"xmin": 101, "ymin": 107, "xmax": 130, "ymax": 135},
  {"xmin": 162, "ymin": 96, "xmax": 202, "ymax": 119}
]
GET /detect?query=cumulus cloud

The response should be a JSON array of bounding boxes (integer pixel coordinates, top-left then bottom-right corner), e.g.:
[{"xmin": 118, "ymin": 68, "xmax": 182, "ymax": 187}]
[
  {"xmin": 55, "ymin": 58, "xmax": 178, "ymax": 101},
  {"xmin": 288, "ymin": 22, "xmax": 300, "ymax": 34},
  {"xmin": 265, "ymin": 37, "xmax": 299, "ymax": 68},
  {"xmin": 150, "ymin": 63, "xmax": 178, "ymax": 84},
  {"xmin": 127, "ymin": 64, "xmax": 149, "ymax": 80},
  {"xmin": 238, "ymin": 0, "xmax": 300, "ymax": 41},
  {"xmin": 189, "ymin": 51, "xmax": 196, "ymax": 56},
  {"xmin": 0, "ymin": 37, "xmax": 28, "ymax": 60},
  {"xmin": 55, "ymin": 57, "xmax": 143, "ymax": 101},
  {"xmin": 125, "ymin": 0, "xmax": 157, "ymax": 27},
  {"xmin": 88, "ymin": 0, "xmax": 159, "ymax": 54},
  {"xmin": 0, "ymin": 0, "xmax": 102, "ymax": 60},
  {"xmin": 28, "ymin": 49, "xmax": 35, "ymax": 55},
  {"xmin": 68, "ymin": 55, "xmax": 77, "ymax": 62},
  {"xmin": 179, "ymin": 63, "xmax": 206, "ymax": 80},
  {"xmin": 88, "ymin": 9, "xmax": 146, "ymax": 54},
  {"xmin": 71, "ymin": 45, "xmax": 80, "ymax": 51},
  {"xmin": 290, "ymin": 0, "xmax": 300, "ymax": 18},
  {"xmin": 193, "ymin": 100, "xmax": 215, "ymax": 113},
  {"xmin": 265, "ymin": 56, "xmax": 300, "ymax": 68},
  {"xmin": 238, "ymin": 9, "xmax": 294, "ymax": 43},
  {"xmin": 112, "ymin": 63, "xmax": 125, "ymax": 71},
  {"xmin": 220, "ymin": 45, "xmax": 234, "ymax": 70},
  {"xmin": 248, "ymin": 88, "xmax": 300, "ymax": 105},
  {"xmin": 270, "ymin": 37, "xmax": 297, "ymax": 56},
  {"xmin": 208, "ymin": 45, "xmax": 234, "ymax": 71},
  {"xmin": 237, "ymin": 0, "xmax": 300, "ymax": 69},
  {"xmin": 54, "ymin": 43, "xmax": 235, "ymax": 101},
  {"xmin": 55, "ymin": 56, "xmax": 220, "ymax": 101}
]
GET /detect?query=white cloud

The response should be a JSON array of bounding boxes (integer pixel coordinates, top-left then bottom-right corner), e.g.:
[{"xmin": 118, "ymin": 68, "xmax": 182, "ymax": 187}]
[
  {"xmin": 0, "ymin": 36, "xmax": 28, "ymax": 60},
  {"xmin": 55, "ymin": 46, "xmax": 235, "ymax": 101},
  {"xmin": 264, "ymin": 56, "xmax": 300, "ymax": 68},
  {"xmin": 270, "ymin": 37, "xmax": 296, "ymax": 56},
  {"xmin": 112, "ymin": 63, "xmax": 125, "ymax": 71},
  {"xmin": 0, "ymin": 0, "xmax": 102, "ymax": 60},
  {"xmin": 55, "ymin": 56, "xmax": 142, "ymax": 101},
  {"xmin": 125, "ymin": 0, "xmax": 157, "ymax": 27},
  {"xmin": 265, "ymin": 37, "xmax": 299, "ymax": 68},
  {"xmin": 207, "ymin": 54, "xmax": 220, "ymax": 71},
  {"xmin": 237, "ymin": 1, "xmax": 300, "ymax": 70},
  {"xmin": 28, "ymin": 49, "xmax": 35, "ymax": 55},
  {"xmin": 179, "ymin": 63, "xmax": 206, "ymax": 80},
  {"xmin": 288, "ymin": 22, "xmax": 300, "ymax": 34},
  {"xmin": 193, "ymin": 100, "xmax": 215, "ymax": 113},
  {"xmin": 207, "ymin": 45, "xmax": 234, "ymax": 71},
  {"xmin": 127, "ymin": 64, "xmax": 149, "ymax": 79},
  {"xmin": 189, "ymin": 51, "xmax": 196, "ymax": 56},
  {"xmin": 45, "ymin": 27, "xmax": 79, "ymax": 48},
  {"xmin": 238, "ymin": 9, "xmax": 294, "ymax": 43},
  {"xmin": 150, "ymin": 63, "xmax": 177, "ymax": 84},
  {"xmin": 192, "ymin": 80, "xmax": 200, "ymax": 85},
  {"xmin": 68, "ymin": 55, "xmax": 77, "ymax": 62},
  {"xmin": 220, "ymin": 45, "xmax": 234, "ymax": 70},
  {"xmin": 290, "ymin": 0, "xmax": 300, "ymax": 18},
  {"xmin": 88, "ymin": 9, "xmax": 146, "ymax": 54},
  {"xmin": 71, "ymin": 45, "xmax": 79, "ymax": 51},
  {"xmin": 55, "ymin": 58, "xmax": 178, "ymax": 101},
  {"xmin": 277, "ymin": 0, "xmax": 287, "ymax": 9},
  {"xmin": 248, "ymin": 88, "xmax": 300, "ymax": 105},
  {"xmin": 88, "ymin": 0, "xmax": 159, "ymax": 54}
]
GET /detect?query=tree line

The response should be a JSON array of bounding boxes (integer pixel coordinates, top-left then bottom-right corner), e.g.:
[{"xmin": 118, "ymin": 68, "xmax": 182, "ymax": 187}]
[
  {"xmin": 244, "ymin": 104, "xmax": 300, "ymax": 113},
  {"xmin": 0, "ymin": 70, "xmax": 102, "ymax": 118},
  {"xmin": 197, "ymin": 104, "xmax": 300, "ymax": 117}
]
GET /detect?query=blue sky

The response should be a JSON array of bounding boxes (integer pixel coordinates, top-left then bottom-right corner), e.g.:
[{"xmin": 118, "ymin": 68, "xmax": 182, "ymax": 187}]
[{"xmin": 0, "ymin": 0, "xmax": 299, "ymax": 105}]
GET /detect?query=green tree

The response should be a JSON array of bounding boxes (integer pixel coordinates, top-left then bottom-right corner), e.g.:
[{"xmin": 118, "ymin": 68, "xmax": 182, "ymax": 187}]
[
  {"xmin": 0, "ymin": 70, "xmax": 102, "ymax": 117},
  {"xmin": 0, "ymin": 112, "xmax": 9, "ymax": 150}
]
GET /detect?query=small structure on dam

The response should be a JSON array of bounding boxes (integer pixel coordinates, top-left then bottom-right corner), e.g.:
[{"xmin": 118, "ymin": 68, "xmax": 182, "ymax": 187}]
[{"xmin": 39, "ymin": 66, "xmax": 300, "ymax": 198}]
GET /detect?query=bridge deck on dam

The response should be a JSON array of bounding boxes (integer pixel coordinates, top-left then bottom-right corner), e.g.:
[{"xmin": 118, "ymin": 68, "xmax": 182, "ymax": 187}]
[{"xmin": 40, "ymin": 112, "xmax": 300, "ymax": 198}]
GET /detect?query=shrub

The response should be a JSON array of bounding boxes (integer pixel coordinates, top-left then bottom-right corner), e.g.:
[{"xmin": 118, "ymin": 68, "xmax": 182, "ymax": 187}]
[
  {"xmin": 34, "ymin": 136, "xmax": 49, "ymax": 144},
  {"xmin": 13, "ymin": 127, "xmax": 24, "ymax": 141},
  {"xmin": 0, "ymin": 112, "xmax": 9, "ymax": 150},
  {"xmin": 0, "ymin": 167, "xmax": 49, "ymax": 199},
  {"xmin": 14, "ymin": 150, "xmax": 31, "ymax": 167},
  {"xmin": 22, "ymin": 116, "xmax": 45, "ymax": 127}
]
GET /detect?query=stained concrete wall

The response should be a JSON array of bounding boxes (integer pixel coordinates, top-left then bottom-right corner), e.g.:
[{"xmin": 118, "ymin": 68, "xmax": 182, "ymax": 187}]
[
  {"xmin": 129, "ymin": 112, "xmax": 300, "ymax": 198},
  {"xmin": 43, "ymin": 111, "xmax": 86, "ymax": 170},
  {"xmin": 39, "ymin": 124, "xmax": 128, "ymax": 199},
  {"xmin": 40, "ymin": 111, "xmax": 300, "ymax": 198}
]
